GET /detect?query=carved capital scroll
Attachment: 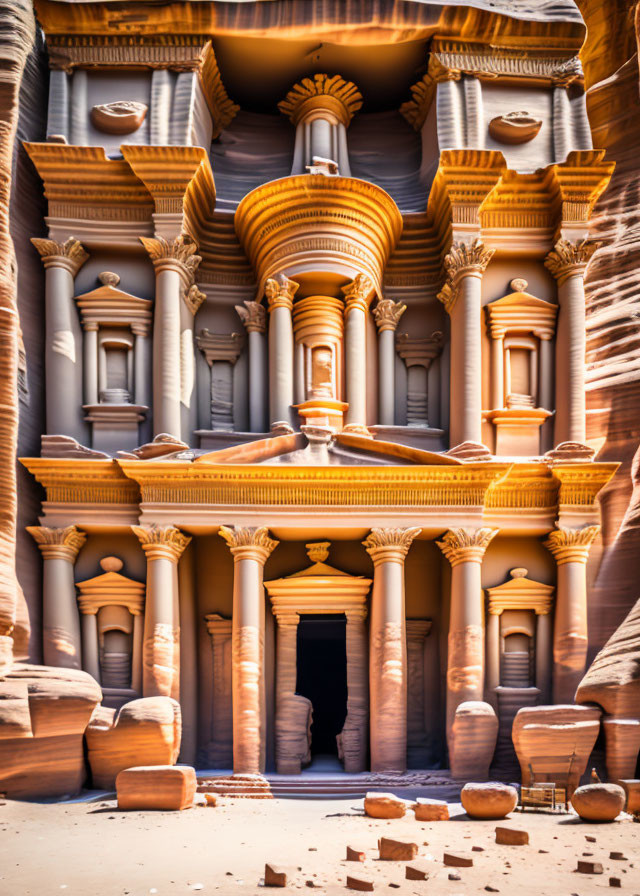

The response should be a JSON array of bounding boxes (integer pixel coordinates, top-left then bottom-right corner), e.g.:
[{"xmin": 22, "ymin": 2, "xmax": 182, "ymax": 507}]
[
  {"xmin": 444, "ymin": 239, "xmax": 495, "ymax": 283},
  {"xmin": 236, "ymin": 300, "xmax": 267, "ymax": 334},
  {"xmin": 27, "ymin": 524, "xmax": 86, "ymax": 562},
  {"xmin": 372, "ymin": 298, "xmax": 406, "ymax": 333},
  {"xmin": 265, "ymin": 274, "xmax": 299, "ymax": 312},
  {"xmin": 544, "ymin": 525, "xmax": 600, "ymax": 566},
  {"xmin": 544, "ymin": 238, "xmax": 597, "ymax": 286},
  {"xmin": 342, "ymin": 273, "xmax": 375, "ymax": 315},
  {"xmin": 362, "ymin": 526, "xmax": 421, "ymax": 566},
  {"xmin": 437, "ymin": 527, "xmax": 498, "ymax": 567},
  {"xmin": 132, "ymin": 524, "xmax": 191, "ymax": 563},
  {"xmin": 140, "ymin": 234, "xmax": 201, "ymax": 278},
  {"xmin": 219, "ymin": 525, "xmax": 279, "ymax": 565},
  {"xmin": 31, "ymin": 237, "xmax": 88, "ymax": 277}
]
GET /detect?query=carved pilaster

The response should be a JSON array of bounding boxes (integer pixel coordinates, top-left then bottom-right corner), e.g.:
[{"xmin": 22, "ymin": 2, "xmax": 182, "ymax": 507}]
[
  {"xmin": 342, "ymin": 274, "xmax": 375, "ymax": 316},
  {"xmin": 27, "ymin": 524, "xmax": 86, "ymax": 562},
  {"xmin": 265, "ymin": 274, "xmax": 298, "ymax": 312},
  {"xmin": 372, "ymin": 298, "xmax": 406, "ymax": 333},
  {"xmin": 363, "ymin": 527, "xmax": 421, "ymax": 566},
  {"xmin": 544, "ymin": 238, "xmax": 597, "ymax": 286},
  {"xmin": 31, "ymin": 237, "xmax": 88, "ymax": 277},
  {"xmin": 236, "ymin": 300, "xmax": 267, "ymax": 334},
  {"xmin": 132, "ymin": 524, "xmax": 191, "ymax": 563},
  {"xmin": 544, "ymin": 525, "xmax": 600, "ymax": 565},
  {"xmin": 219, "ymin": 525, "xmax": 279, "ymax": 564},
  {"xmin": 437, "ymin": 527, "xmax": 499, "ymax": 567}
]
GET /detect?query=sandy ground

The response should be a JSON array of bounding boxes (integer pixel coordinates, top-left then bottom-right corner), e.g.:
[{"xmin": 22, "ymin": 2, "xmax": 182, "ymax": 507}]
[{"xmin": 0, "ymin": 795, "xmax": 639, "ymax": 896}]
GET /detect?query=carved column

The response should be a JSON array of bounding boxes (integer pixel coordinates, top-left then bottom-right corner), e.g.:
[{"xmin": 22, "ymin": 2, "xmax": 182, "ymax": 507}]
[
  {"xmin": 439, "ymin": 240, "xmax": 494, "ymax": 446},
  {"xmin": 406, "ymin": 619, "xmax": 431, "ymax": 767},
  {"xmin": 196, "ymin": 330, "xmax": 244, "ymax": 431},
  {"xmin": 265, "ymin": 275, "xmax": 298, "ymax": 432},
  {"xmin": 363, "ymin": 527, "xmax": 420, "ymax": 773},
  {"xmin": 27, "ymin": 525, "xmax": 86, "ymax": 669},
  {"xmin": 535, "ymin": 608, "xmax": 553, "ymax": 705},
  {"xmin": 140, "ymin": 235, "xmax": 201, "ymax": 440},
  {"xmin": 205, "ymin": 614, "xmax": 233, "ymax": 768},
  {"xmin": 78, "ymin": 604, "xmax": 101, "ymax": 684},
  {"xmin": 545, "ymin": 239, "xmax": 596, "ymax": 445},
  {"xmin": 544, "ymin": 525, "xmax": 600, "ymax": 703},
  {"xmin": 343, "ymin": 274, "xmax": 375, "ymax": 435},
  {"xmin": 132, "ymin": 524, "xmax": 191, "ymax": 700},
  {"xmin": 437, "ymin": 527, "xmax": 498, "ymax": 736},
  {"xmin": 219, "ymin": 525, "xmax": 278, "ymax": 774},
  {"xmin": 274, "ymin": 611, "xmax": 301, "ymax": 773},
  {"xmin": 31, "ymin": 238, "xmax": 88, "ymax": 441},
  {"xmin": 344, "ymin": 609, "xmax": 369, "ymax": 773},
  {"xmin": 372, "ymin": 299, "xmax": 406, "ymax": 426},
  {"xmin": 485, "ymin": 607, "xmax": 501, "ymax": 710},
  {"xmin": 396, "ymin": 333, "xmax": 444, "ymax": 428},
  {"xmin": 236, "ymin": 300, "xmax": 268, "ymax": 432}
]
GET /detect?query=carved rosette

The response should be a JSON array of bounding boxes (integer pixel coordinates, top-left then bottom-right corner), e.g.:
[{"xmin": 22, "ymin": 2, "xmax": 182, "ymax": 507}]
[
  {"xmin": 372, "ymin": 298, "xmax": 406, "ymax": 333},
  {"xmin": 544, "ymin": 525, "xmax": 600, "ymax": 565},
  {"xmin": 437, "ymin": 527, "xmax": 499, "ymax": 567},
  {"xmin": 362, "ymin": 526, "xmax": 421, "ymax": 566},
  {"xmin": 31, "ymin": 237, "xmax": 88, "ymax": 277},
  {"xmin": 27, "ymin": 525, "xmax": 86, "ymax": 562},
  {"xmin": 278, "ymin": 73, "xmax": 363, "ymax": 127},
  {"xmin": 219, "ymin": 525, "xmax": 279, "ymax": 565},
  {"xmin": 342, "ymin": 274, "xmax": 375, "ymax": 316},
  {"xmin": 544, "ymin": 239, "xmax": 597, "ymax": 286},
  {"xmin": 235, "ymin": 300, "xmax": 267, "ymax": 334},
  {"xmin": 265, "ymin": 274, "xmax": 299, "ymax": 312},
  {"xmin": 132, "ymin": 524, "xmax": 191, "ymax": 563}
]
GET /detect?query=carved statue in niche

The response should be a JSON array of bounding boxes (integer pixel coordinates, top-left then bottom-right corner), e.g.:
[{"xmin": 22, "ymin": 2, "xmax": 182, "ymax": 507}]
[{"xmin": 310, "ymin": 345, "xmax": 334, "ymax": 399}]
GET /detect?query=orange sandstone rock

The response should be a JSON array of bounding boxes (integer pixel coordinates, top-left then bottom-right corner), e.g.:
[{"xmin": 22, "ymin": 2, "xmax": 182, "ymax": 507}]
[
  {"xmin": 414, "ymin": 798, "xmax": 449, "ymax": 821},
  {"xmin": 363, "ymin": 791, "xmax": 406, "ymax": 818},
  {"xmin": 378, "ymin": 837, "xmax": 418, "ymax": 861},
  {"xmin": 461, "ymin": 783, "xmax": 518, "ymax": 820},
  {"xmin": 620, "ymin": 779, "xmax": 640, "ymax": 814},
  {"xmin": 85, "ymin": 697, "xmax": 182, "ymax": 789},
  {"xmin": 449, "ymin": 702, "xmax": 498, "ymax": 781},
  {"xmin": 116, "ymin": 764, "xmax": 196, "ymax": 811},
  {"xmin": 346, "ymin": 875, "xmax": 373, "ymax": 892},
  {"xmin": 495, "ymin": 826, "xmax": 529, "ymax": 846},
  {"xmin": 570, "ymin": 783, "xmax": 626, "ymax": 822}
]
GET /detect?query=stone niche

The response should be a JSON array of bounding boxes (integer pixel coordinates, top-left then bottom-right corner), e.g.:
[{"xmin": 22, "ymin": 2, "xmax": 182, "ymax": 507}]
[{"xmin": 76, "ymin": 556, "xmax": 145, "ymax": 709}]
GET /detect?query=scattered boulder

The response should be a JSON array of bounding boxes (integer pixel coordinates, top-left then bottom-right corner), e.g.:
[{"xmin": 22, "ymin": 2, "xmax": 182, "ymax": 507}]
[
  {"xmin": 495, "ymin": 827, "xmax": 529, "ymax": 846},
  {"xmin": 449, "ymin": 702, "xmax": 498, "ymax": 781},
  {"xmin": 461, "ymin": 783, "xmax": 518, "ymax": 820},
  {"xmin": 346, "ymin": 874, "xmax": 373, "ymax": 891},
  {"xmin": 405, "ymin": 862, "xmax": 430, "ymax": 881},
  {"xmin": 414, "ymin": 798, "xmax": 449, "ymax": 821},
  {"xmin": 346, "ymin": 846, "xmax": 365, "ymax": 862},
  {"xmin": 116, "ymin": 765, "xmax": 196, "ymax": 811},
  {"xmin": 577, "ymin": 860, "xmax": 604, "ymax": 874},
  {"xmin": 86, "ymin": 697, "xmax": 182, "ymax": 789},
  {"xmin": 571, "ymin": 783, "xmax": 626, "ymax": 822},
  {"xmin": 378, "ymin": 837, "xmax": 418, "ymax": 861},
  {"xmin": 0, "ymin": 664, "xmax": 102, "ymax": 799},
  {"xmin": 512, "ymin": 704, "xmax": 601, "ymax": 797},
  {"xmin": 265, "ymin": 865, "xmax": 292, "ymax": 887},
  {"xmin": 364, "ymin": 792, "xmax": 406, "ymax": 819},
  {"xmin": 444, "ymin": 852, "xmax": 473, "ymax": 868}
]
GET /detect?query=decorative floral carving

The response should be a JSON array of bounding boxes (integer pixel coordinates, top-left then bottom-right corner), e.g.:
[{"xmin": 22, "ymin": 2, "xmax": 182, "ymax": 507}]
[
  {"xmin": 265, "ymin": 274, "xmax": 299, "ymax": 311},
  {"xmin": 444, "ymin": 239, "xmax": 495, "ymax": 282},
  {"xmin": 132, "ymin": 524, "xmax": 191, "ymax": 562},
  {"xmin": 140, "ymin": 234, "xmax": 201, "ymax": 274},
  {"xmin": 544, "ymin": 238, "xmax": 597, "ymax": 284},
  {"xmin": 235, "ymin": 300, "xmax": 267, "ymax": 334},
  {"xmin": 436, "ymin": 527, "xmax": 498, "ymax": 567},
  {"xmin": 278, "ymin": 73, "xmax": 362, "ymax": 127},
  {"xmin": 372, "ymin": 298, "xmax": 406, "ymax": 332},
  {"xmin": 27, "ymin": 524, "xmax": 86, "ymax": 561},
  {"xmin": 31, "ymin": 237, "xmax": 88, "ymax": 276},
  {"xmin": 362, "ymin": 527, "xmax": 421, "ymax": 565},
  {"xmin": 342, "ymin": 274, "xmax": 375, "ymax": 314},
  {"xmin": 184, "ymin": 283, "xmax": 206, "ymax": 315},
  {"xmin": 544, "ymin": 525, "xmax": 600, "ymax": 565},
  {"xmin": 219, "ymin": 525, "xmax": 279, "ymax": 563}
]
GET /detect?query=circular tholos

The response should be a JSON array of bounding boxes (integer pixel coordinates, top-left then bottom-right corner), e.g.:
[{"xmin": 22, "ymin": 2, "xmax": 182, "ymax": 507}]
[{"xmin": 461, "ymin": 782, "xmax": 518, "ymax": 819}]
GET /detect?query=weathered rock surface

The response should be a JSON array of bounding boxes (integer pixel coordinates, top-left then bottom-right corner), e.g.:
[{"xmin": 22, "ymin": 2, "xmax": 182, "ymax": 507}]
[
  {"xmin": 85, "ymin": 697, "xmax": 182, "ymax": 789},
  {"xmin": 449, "ymin": 702, "xmax": 499, "ymax": 781},
  {"xmin": 116, "ymin": 764, "xmax": 196, "ymax": 811},
  {"xmin": 0, "ymin": 663, "xmax": 101, "ymax": 798},
  {"xmin": 363, "ymin": 791, "xmax": 406, "ymax": 819},
  {"xmin": 378, "ymin": 837, "xmax": 418, "ymax": 861},
  {"xmin": 495, "ymin": 826, "xmax": 529, "ymax": 845},
  {"xmin": 346, "ymin": 874, "xmax": 373, "ymax": 892},
  {"xmin": 512, "ymin": 704, "xmax": 602, "ymax": 796},
  {"xmin": 461, "ymin": 782, "xmax": 518, "ymax": 820},
  {"xmin": 602, "ymin": 718, "xmax": 640, "ymax": 781},
  {"xmin": 571, "ymin": 783, "xmax": 626, "ymax": 822},
  {"xmin": 414, "ymin": 798, "xmax": 449, "ymax": 821},
  {"xmin": 443, "ymin": 852, "xmax": 473, "ymax": 868},
  {"xmin": 620, "ymin": 779, "xmax": 640, "ymax": 814}
]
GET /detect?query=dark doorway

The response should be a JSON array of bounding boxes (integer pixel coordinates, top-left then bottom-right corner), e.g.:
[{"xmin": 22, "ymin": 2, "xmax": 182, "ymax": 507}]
[{"xmin": 296, "ymin": 614, "xmax": 348, "ymax": 757}]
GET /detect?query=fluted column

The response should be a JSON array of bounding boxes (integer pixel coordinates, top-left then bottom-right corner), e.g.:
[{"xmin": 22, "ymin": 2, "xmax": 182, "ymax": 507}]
[
  {"xmin": 372, "ymin": 299, "xmax": 406, "ymax": 425},
  {"xmin": 27, "ymin": 525, "xmax": 86, "ymax": 669},
  {"xmin": 31, "ymin": 238, "xmax": 88, "ymax": 440},
  {"xmin": 140, "ymin": 235, "xmax": 201, "ymax": 440},
  {"xmin": 545, "ymin": 239, "xmax": 596, "ymax": 445},
  {"xmin": 205, "ymin": 614, "xmax": 233, "ymax": 768},
  {"xmin": 438, "ymin": 240, "xmax": 494, "ymax": 446},
  {"xmin": 219, "ymin": 525, "xmax": 279, "ymax": 774},
  {"xmin": 132, "ymin": 524, "xmax": 191, "ymax": 700},
  {"xmin": 363, "ymin": 526, "xmax": 420, "ymax": 773},
  {"xmin": 79, "ymin": 607, "xmax": 100, "ymax": 683},
  {"xmin": 236, "ymin": 300, "xmax": 268, "ymax": 432},
  {"xmin": 406, "ymin": 619, "xmax": 431, "ymax": 767},
  {"xmin": 274, "ymin": 611, "xmax": 300, "ymax": 773},
  {"xmin": 265, "ymin": 275, "xmax": 298, "ymax": 432},
  {"xmin": 437, "ymin": 527, "xmax": 498, "ymax": 737},
  {"xmin": 343, "ymin": 274, "xmax": 375, "ymax": 434},
  {"xmin": 544, "ymin": 525, "xmax": 600, "ymax": 703}
]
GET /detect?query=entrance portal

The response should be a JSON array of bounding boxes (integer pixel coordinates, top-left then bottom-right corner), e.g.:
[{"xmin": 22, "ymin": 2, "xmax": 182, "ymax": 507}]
[{"xmin": 296, "ymin": 614, "xmax": 347, "ymax": 757}]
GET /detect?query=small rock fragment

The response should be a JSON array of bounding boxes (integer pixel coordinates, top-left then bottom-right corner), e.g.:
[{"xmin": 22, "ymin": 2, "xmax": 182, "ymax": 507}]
[
  {"xmin": 265, "ymin": 864, "xmax": 290, "ymax": 887},
  {"xmin": 577, "ymin": 861, "xmax": 604, "ymax": 875},
  {"xmin": 495, "ymin": 827, "xmax": 529, "ymax": 846},
  {"xmin": 609, "ymin": 878, "xmax": 622, "ymax": 888},
  {"xmin": 346, "ymin": 874, "xmax": 374, "ymax": 892},
  {"xmin": 414, "ymin": 799, "xmax": 449, "ymax": 821},
  {"xmin": 346, "ymin": 846, "xmax": 366, "ymax": 863},
  {"xmin": 485, "ymin": 888, "xmax": 499, "ymax": 893},
  {"xmin": 405, "ymin": 862, "xmax": 430, "ymax": 881},
  {"xmin": 379, "ymin": 837, "xmax": 418, "ymax": 861},
  {"xmin": 611, "ymin": 852, "xmax": 627, "ymax": 861},
  {"xmin": 204, "ymin": 794, "xmax": 216, "ymax": 807},
  {"xmin": 586, "ymin": 836, "xmax": 596, "ymax": 843},
  {"xmin": 443, "ymin": 852, "xmax": 473, "ymax": 868},
  {"xmin": 472, "ymin": 846, "xmax": 485, "ymax": 852},
  {"xmin": 448, "ymin": 872, "xmax": 461, "ymax": 881}
]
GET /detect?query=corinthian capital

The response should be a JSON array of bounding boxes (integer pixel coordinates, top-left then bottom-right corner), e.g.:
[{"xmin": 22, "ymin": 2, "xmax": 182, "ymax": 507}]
[
  {"xmin": 278, "ymin": 73, "xmax": 363, "ymax": 127},
  {"xmin": 235, "ymin": 300, "xmax": 267, "ymax": 334},
  {"xmin": 372, "ymin": 298, "xmax": 406, "ymax": 333},
  {"xmin": 27, "ymin": 525, "xmax": 86, "ymax": 562},
  {"xmin": 362, "ymin": 527, "xmax": 421, "ymax": 566},
  {"xmin": 132, "ymin": 524, "xmax": 191, "ymax": 563},
  {"xmin": 342, "ymin": 274, "xmax": 375, "ymax": 315},
  {"xmin": 219, "ymin": 525, "xmax": 279, "ymax": 564},
  {"xmin": 544, "ymin": 525, "xmax": 600, "ymax": 565},
  {"xmin": 265, "ymin": 274, "xmax": 299, "ymax": 312},
  {"xmin": 31, "ymin": 237, "xmax": 88, "ymax": 277},
  {"xmin": 140, "ymin": 234, "xmax": 201, "ymax": 279},
  {"xmin": 444, "ymin": 239, "xmax": 495, "ymax": 285},
  {"xmin": 544, "ymin": 239, "xmax": 597, "ymax": 285},
  {"xmin": 436, "ymin": 527, "xmax": 498, "ymax": 567}
]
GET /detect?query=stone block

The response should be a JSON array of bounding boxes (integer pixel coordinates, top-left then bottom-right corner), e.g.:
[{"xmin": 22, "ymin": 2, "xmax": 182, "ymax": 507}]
[
  {"xmin": 86, "ymin": 697, "xmax": 182, "ymax": 789},
  {"xmin": 346, "ymin": 874, "xmax": 374, "ymax": 891},
  {"xmin": 620, "ymin": 779, "xmax": 640, "ymax": 814},
  {"xmin": 0, "ymin": 664, "xmax": 102, "ymax": 799},
  {"xmin": 443, "ymin": 852, "xmax": 473, "ymax": 867},
  {"xmin": 364, "ymin": 792, "xmax": 406, "ymax": 818},
  {"xmin": 495, "ymin": 827, "xmax": 529, "ymax": 846},
  {"xmin": 449, "ymin": 702, "xmax": 498, "ymax": 781},
  {"xmin": 265, "ymin": 864, "xmax": 293, "ymax": 887},
  {"xmin": 405, "ymin": 862, "xmax": 430, "ymax": 881},
  {"xmin": 577, "ymin": 860, "xmax": 604, "ymax": 874},
  {"xmin": 378, "ymin": 837, "xmax": 418, "ymax": 861},
  {"xmin": 346, "ymin": 846, "xmax": 365, "ymax": 862},
  {"xmin": 571, "ymin": 783, "xmax": 626, "ymax": 822},
  {"xmin": 116, "ymin": 764, "xmax": 196, "ymax": 811},
  {"xmin": 461, "ymin": 783, "xmax": 518, "ymax": 819},
  {"xmin": 610, "ymin": 878, "xmax": 622, "ymax": 888},
  {"xmin": 414, "ymin": 798, "xmax": 449, "ymax": 821}
]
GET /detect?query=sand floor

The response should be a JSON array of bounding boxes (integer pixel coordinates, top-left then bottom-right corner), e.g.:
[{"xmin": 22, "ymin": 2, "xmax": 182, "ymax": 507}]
[{"xmin": 0, "ymin": 795, "xmax": 639, "ymax": 896}]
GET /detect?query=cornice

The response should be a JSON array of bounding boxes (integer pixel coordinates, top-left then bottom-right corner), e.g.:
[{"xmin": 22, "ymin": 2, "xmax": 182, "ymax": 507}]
[{"xmin": 20, "ymin": 457, "xmax": 141, "ymax": 508}]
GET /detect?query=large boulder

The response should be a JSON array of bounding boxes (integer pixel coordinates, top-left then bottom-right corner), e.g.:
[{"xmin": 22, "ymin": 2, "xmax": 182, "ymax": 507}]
[
  {"xmin": 512, "ymin": 704, "xmax": 601, "ymax": 797},
  {"xmin": 461, "ymin": 782, "xmax": 518, "ymax": 819},
  {"xmin": 116, "ymin": 765, "xmax": 196, "ymax": 811},
  {"xmin": 0, "ymin": 664, "xmax": 102, "ymax": 798},
  {"xmin": 85, "ymin": 697, "xmax": 181, "ymax": 789},
  {"xmin": 570, "ymin": 783, "xmax": 626, "ymax": 822},
  {"xmin": 449, "ymin": 702, "xmax": 498, "ymax": 781}
]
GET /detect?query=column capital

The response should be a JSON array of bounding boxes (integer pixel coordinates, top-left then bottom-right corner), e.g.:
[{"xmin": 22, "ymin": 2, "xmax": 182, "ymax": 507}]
[
  {"xmin": 444, "ymin": 239, "xmax": 494, "ymax": 285},
  {"xmin": 278, "ymin": 73, "xmax": 363, "ymax": 128},
  {"xmin": 205, "ymin": 613, "xmax": 232, "ymax": 638},
  {"xmin": 27, "ymin": 524, "xmax": 86, "ymax": 562},
  {"xmin": 236, "ymin": 300, "xmax": 267, "ymax": 334},
  {"xmin": 362, "ymin": 526, "xmax": 421, "ymax": 566},
  {"xmin": 265, "ymin": 274, "xmax": 299, "ymax": 312},
  {"xmin": 342, "ymin": 274, "xmax": 375, "ymax": 315},
  {"xmin": 140, "ymin": 234, "xmax": 202, "ymax": 281},
  {"xmin": 31, "ymin": 237, "xmax": 88, "ymax": 277},
  {"xmin": 372, "ymin": 298, "xmax": 406, "ymax": 333},
  {"xmin": 196, "ymin": 329, "xmax": 244, "ymax": 365},
  {"xmin": 132, "ymin": 524, "xmax": 191, "ymax": 563},
  {"xmin": 544, "ymin": 524, "xmax": 600, "ymax": 565},
  {"xmin": 544, "ymin": 238, "xmax": 597, "ymax": 286},
  {"xmin": 184, "ymin": 283, "xmax": 206, "ymax": 315},
  {"xmin": 437, "ymin": 527, "xmax": 498, "ymax": 567},
  {"xmin": 219, "ymin": 525, "xmax": 279, "ymax": 564},
  {"xmin": 396, "ymin": 331, "xmax": 443, "ymax": 367}
]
